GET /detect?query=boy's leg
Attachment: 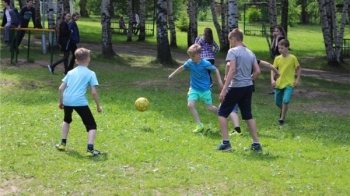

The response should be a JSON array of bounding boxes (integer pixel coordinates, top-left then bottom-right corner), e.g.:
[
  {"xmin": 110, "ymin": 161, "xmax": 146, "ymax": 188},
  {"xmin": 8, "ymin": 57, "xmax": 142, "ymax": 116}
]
[
  {"xmin": 280, "ymin": 86, "xmax": 293, "ymax": 123},
  {"xmin": 4, "ymin": 23, "xmax": 11, "ymax": 45},
  {"xmin": 188, "ymin": 100, "xmax": 201, "ymax": 125},
  {"xmin": 88, "ymin": 129, "xmax": 96, "ymax": 145},
  {"xmin": 56, "ymin": 106, "xmax": 73, "ymax": 151}
]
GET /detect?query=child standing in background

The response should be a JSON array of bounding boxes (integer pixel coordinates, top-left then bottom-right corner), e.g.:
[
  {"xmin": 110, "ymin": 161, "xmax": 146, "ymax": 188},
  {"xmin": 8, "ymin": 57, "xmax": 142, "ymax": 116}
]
[{"xmin": 195, "ymin": 28, "xmax": 219, "ymax": 86}]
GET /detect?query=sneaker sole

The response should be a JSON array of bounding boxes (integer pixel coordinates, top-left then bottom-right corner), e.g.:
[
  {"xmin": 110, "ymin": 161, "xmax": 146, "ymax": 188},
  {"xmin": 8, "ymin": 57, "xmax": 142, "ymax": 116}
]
[{"xmin": 47, "ymin": 65, "xmax": 53, "ymax": 74}]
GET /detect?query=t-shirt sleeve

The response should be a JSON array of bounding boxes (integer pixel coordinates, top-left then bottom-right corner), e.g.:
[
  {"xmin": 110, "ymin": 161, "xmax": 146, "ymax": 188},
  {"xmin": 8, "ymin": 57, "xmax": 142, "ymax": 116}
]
[
  {"xmin": 293, "ymin": 56, "xmax": 300, "ymax": 69},
  {"xmin": 62, "ymin": 75, "xmax": 68, "ymax": 83},
  {"xmin": 89, "ymin": 72, "xmax": 99, "ymax": 87},
  {"xmin": 183, "ymin": 60, "xmax": 191, "ymax": 69},
  {"xmin": 226, "ymin": 48, "xmax": 236, "ymax": 62}
]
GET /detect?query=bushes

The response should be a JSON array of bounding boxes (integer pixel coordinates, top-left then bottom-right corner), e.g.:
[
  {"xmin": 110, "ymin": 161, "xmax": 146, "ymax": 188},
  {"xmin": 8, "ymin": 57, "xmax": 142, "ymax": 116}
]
[
  {"xmin": 247, "ymin": 8, "xmax": 262, "ymax": 23},
  {"xmin": 175, "ymin": 11, "xmax": 189, "ymax": 32}
]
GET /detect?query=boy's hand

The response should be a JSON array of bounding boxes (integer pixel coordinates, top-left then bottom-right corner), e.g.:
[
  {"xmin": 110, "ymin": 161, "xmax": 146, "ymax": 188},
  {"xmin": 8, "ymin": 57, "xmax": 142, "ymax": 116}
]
[
  {"xmin": 168, "ymin": 75, "xmax": 172, "ymax": 81},
  {"xmin": 59, "ymin": 103, "xmax": 64, "ymax": 110},
  {"xmin": 97, "ymin": 106, "xmax": 102, "ymax": 113},
  {"xmin": 271, "ymin": 81, "xmax": 276, "ymax": 87},
  {"xmin": 219, "ymin": 90, "xmax": 227, "ymax": 103},
  {"xmin": 294, "ymin": 80, "xmax": 300, "ymax": 87}
]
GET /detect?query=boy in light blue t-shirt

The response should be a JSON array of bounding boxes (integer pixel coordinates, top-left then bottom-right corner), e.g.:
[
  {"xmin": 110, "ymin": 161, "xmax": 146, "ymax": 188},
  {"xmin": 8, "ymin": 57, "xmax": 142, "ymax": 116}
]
[
  {"xmin": 55, "ymin": 47, "xmax": 103, "ymax": 157},
  {"xmin": 168, "ymin": 44, "xmax": 223, "ymax": 133}
]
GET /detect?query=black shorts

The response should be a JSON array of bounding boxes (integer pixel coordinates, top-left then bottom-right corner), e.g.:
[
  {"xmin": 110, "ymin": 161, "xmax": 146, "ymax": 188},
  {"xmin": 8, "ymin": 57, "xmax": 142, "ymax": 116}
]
[
  {"xmin": 218, "ymin": 85, "xmax": 254, "ymax": 120},
  {"xmin": 63, "ymin": 106, "xmax": 97, "ymax": 131}
]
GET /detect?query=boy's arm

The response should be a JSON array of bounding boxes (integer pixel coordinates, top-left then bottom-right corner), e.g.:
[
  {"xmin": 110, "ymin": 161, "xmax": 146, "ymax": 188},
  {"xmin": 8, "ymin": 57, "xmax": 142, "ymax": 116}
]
[
  {"xmin": 214, "ymin": 69, "xmax": 223, "ymax": 89},
  {"xmin": 270, "ymin": 70, "xmax": 276, "ymax": 87},
  {"xmin": 220, "ymin": 61, "xmax": 236, "ymax": 103},
  {"xmin": 251, "ymin": 62, "xmax": 261, "ymax": 80},
  {"xmin": 224, "ymin": 63, "xmax": 229, "ymax": 81},
  {"xmin": 259, "ymin": 60, "xmax": 280, "ymax": 76},
  {"xmin": 295, "ymin": 65, "xmax": 302, "ymax": 86},
  {"xmin": 58, "ymin": 83, "xmax": 67, "ymax": 109},
  {"xmin": 168, "ymin": 66, "xmax": 185, "ymax": 80},
  {"xmin": 91, "ymin": 86, "xmax": 102, "ymax": 113}
]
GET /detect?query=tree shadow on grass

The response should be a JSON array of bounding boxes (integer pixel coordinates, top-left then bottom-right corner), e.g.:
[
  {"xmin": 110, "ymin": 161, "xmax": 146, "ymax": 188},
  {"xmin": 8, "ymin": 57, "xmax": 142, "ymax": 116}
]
[{"xmin": 65, "ymin": 150, "xmax": 109, "ymax": 162}]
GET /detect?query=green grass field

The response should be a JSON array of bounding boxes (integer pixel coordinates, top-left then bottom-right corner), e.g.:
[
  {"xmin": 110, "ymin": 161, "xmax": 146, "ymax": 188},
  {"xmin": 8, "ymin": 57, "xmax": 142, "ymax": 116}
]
[
  {"xmin": 1, "ymin": 50, "xmax": 350, "ymax": 195},
  {"xmin": 1, "ymin": 18, "xmax": 350, "ymax": 195}
]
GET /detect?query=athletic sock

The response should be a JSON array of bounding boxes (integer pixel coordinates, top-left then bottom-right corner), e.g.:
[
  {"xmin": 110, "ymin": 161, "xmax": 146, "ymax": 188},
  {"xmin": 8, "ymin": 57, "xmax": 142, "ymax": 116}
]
[
  {"xmin": 234, "ymin": 127, "xmax": 241, "ymax": 133},
  {"xmin": 87, "ymin": 144, "xmax": 94, "ymax": 151},
  {"xmin": 61, "ymin": 139, "xmax": 67, "ymax": 144}
]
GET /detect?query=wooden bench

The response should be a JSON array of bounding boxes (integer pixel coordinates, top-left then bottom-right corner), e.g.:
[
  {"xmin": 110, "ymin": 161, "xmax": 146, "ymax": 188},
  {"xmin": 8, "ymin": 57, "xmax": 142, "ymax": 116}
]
[{"xmin": 110, "ymin": 22, "xmax": 154, "ymax": 36}]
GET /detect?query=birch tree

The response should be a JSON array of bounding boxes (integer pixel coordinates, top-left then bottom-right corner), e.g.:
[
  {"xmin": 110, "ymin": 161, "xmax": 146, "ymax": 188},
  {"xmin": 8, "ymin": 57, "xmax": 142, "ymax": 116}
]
[
  {"xmin": 101, "ymin": 0, "xmax": 116, "ymax": 57},
  {"xmin": 79, "ymin": 0, "xmax": 89, "ymax": 17},
  {"xmin": 280, "ymin": 0, "xmax": 288, "ymax": 37},
  {"xmin": 227, "ymin": 0, "xmax": 239, "ymax": 32},
  {"xmin": 167, "ymin": 0, "xmax": 177, "ymax": 47},
  {"xmin": 318, "ymin": 0, "xmax": 349, "ymax": 66},
  {"xmin": 56, "ymin": 0, "xmax": 64, "ymax": 24},
  {"xmin": 138, "ymin": 0, "xmax": 146, "ymax": 41},
  {"xmin": 63, "ymin": 0, "xmax": 70, "ymax": 13},
  {"xmin": 47, "ymin": 0, "xmax": 56, "ymax": 47},
  {"xmin": 187, "ymin": 0, "xmax": 198, "ymax": 47},
  {"xmin": 210, "ymin": 1, "xmax": 225, "ymax": 51},
  {"xmin": 267, "ymin": 0, "xmax": 278, "ymax": 34},
  {"xmin": 34, "ymin": 0, "xmax": 42, "ymax": 28},
  {"xmin": 127, "ymin": 0, "xmax": 133, "ymax": 42},
  {"xmin": 156, "ymin": 0, "xmax": 173, "ymax": 65}
]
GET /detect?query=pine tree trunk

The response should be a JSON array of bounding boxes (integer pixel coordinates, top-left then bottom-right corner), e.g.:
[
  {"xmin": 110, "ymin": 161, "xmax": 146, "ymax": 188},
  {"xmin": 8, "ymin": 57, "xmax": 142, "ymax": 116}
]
[
  {"xmin": 187, "ymin": 0, "xmax": 198, "ymax": 47},
  {"xmin": 138, "ymin": 0, "xmax": 146, "ymax": 41},
  {"xmin": 79, "ymin": 0, "xmax": 89, "ymax": 17},
  {"xmin": 156, "ymin": 0, "xmax": 173, "ymax": 65},
  {"xmin": 34, "ymin": 0, "xmax": 42, "ymax": 28},
  {"xmin": 101, "ymin": 0, "xmax": 116, "ymax": 57},
  {"xmin": 167, "ymin": 0, "xmax": 177, "ymax": 47}
]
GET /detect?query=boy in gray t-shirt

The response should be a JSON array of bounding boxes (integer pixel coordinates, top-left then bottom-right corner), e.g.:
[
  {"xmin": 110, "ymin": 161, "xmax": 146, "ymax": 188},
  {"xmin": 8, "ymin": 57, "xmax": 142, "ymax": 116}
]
[{"xmin": 216, "ymin": 28, "xmax": 262, "ymax": 153}]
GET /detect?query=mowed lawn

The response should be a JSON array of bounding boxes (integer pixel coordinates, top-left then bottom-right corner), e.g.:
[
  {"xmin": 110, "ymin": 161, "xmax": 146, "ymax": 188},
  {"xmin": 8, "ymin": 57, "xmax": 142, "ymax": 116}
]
[{"xmin": 1, "ymin": 19, "xmax": 350, "ymax": 195}]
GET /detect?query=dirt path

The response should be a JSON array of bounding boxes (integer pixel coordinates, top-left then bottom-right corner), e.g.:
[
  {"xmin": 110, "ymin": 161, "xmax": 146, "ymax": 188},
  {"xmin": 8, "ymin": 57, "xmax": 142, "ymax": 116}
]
[{"xmin": 79, "ymin": 42, "xmax": 350, "ymax": 84}]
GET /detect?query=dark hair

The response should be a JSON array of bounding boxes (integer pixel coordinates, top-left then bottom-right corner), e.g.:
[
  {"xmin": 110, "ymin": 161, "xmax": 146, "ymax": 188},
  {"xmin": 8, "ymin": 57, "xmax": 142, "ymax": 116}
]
[
  {"xmin": 203, "ymin": 28, "xmax": 214, "ymax": 44},
  {"xmin": 278, "ymin": 39, "xmax": 290, "ymax": 47},
  {"xmin": 70, "ymin": 12, "xmax": 79, "ymax": 23},
  {"xmin": 56, "ymin": 12, "xmax": 70, "ymax": 36},
  {"xmin": 3, "ymin": 0, "xmax": 10, "ymax": 5},
  {"xmin": 274, "ymin": 25, "xmax": 286, "ymax": 37},
  {"xmin": 27, "ymin": 0, "xmax": 33, "ymax": 2}
]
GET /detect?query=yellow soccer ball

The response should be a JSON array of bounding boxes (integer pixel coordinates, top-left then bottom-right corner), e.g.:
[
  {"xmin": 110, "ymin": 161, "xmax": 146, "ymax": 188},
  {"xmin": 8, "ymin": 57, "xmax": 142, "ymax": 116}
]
[{"xmin": 134, "ymin": 97, "xmax": 150, "ymax": 112}]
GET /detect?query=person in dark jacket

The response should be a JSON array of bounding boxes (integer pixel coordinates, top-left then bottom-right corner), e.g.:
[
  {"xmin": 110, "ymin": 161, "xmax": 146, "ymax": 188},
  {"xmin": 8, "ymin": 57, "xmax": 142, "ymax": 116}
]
[
  {"xmin": 67, "ymin": 12, "xmax": 80, "ymax": 72},
  {"xmin": 48, "ymin": 12, "xmax": 72, "ymax": 75},
  {"xmin": 1, "ymin": 0, "xmax": 19, "ymax": 46},
  {"xmin": 16, "ymin": 0, "xmax": 36, "ymax": 47}
]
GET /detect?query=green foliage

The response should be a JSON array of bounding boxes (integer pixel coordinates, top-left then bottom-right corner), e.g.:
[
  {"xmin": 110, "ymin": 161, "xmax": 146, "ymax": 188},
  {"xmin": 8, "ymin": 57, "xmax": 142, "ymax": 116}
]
[
  {"xmin": 175, "ymin": 11, "xmax": 189, "ymax": 32},
  {"xmin": 247, "ymin": 8, "xmax": 262, "ymax": 23},
  {"xmin": 199, "ymin": 11, "xmax": 208, "ymax": 21},
  {"xmin": 288, "ymin": 0, "xmax": 301, "ymax": 27}
]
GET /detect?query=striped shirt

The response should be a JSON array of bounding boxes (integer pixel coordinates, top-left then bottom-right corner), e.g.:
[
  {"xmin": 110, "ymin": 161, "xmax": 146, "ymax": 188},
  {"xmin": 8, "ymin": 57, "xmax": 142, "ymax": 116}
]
[{"xmin": 195, "ymin": 37, "xmax": 219, "ymax": 60}]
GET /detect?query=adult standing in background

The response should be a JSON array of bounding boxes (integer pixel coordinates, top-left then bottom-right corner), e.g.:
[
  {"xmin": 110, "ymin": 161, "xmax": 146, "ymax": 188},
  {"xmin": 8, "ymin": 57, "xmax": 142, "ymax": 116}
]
[
  {"xmin": 17, "ymin": 0, "xmax": 37, "ymax": 47},
  {"xmin": 67, "ymin": 12, "xmax": 80, "ymax": 73}
]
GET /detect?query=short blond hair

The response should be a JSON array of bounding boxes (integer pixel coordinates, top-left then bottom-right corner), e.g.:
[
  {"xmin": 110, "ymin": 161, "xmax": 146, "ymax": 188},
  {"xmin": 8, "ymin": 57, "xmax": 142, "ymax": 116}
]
[
  {"xmin": 75, "ymin": 48, "xmax": 90, "ymax": 63},
  {"xmin": 187, "ymin": 44, "xmax": 202, "ymax": 56},
  {"xmin": 228, "ymin": 28, "xmax": 243, "ymax": 42}
]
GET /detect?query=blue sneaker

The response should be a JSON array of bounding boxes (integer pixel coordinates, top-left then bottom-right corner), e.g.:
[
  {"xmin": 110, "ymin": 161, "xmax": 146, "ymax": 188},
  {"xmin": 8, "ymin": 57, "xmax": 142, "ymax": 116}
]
[
  {"xmin": 216, "ymin": 143, "xmax": 232, "ymax": 151},
  {"xmin": 250, "ymin": 143, "xmax": 262, "ymax": 153}
]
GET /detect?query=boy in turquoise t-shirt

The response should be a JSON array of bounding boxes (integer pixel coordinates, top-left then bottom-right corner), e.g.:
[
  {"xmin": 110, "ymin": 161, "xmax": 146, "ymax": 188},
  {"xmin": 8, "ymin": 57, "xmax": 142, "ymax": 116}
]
[
  {"xmin": 55, "ymin": 47, "xmax": 103, "ymax": 157},
  {"xmin": 271, "ymin": 39, "xmax": 302, "ymax": 126},
  {"xmin": 168, "ymin": 44, "xmax": 223, "ymax": 133}
]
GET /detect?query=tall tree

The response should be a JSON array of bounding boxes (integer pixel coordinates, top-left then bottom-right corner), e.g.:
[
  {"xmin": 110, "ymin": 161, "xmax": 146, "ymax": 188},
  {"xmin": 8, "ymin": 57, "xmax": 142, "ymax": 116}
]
[
  {"xmin": 127, "ymin": 0, "xmax": 133, "ymax": 41},
  {"xmin": 56, "ymin": 0, "xmax": 64, "ymax": 24},
  {"xmin": 267, "ymin": 0, "xmax": 278, "ymax": 34},
  {"xmin": 167, "ymin": 0, "xmax": 177, "ymax": 47},
  {"xmin": 187, "ymin": 0, "xmax": 198, "ymax": 47},
  {"xmin": 138, "ymin": 0, "xmax": 146, "ymax": 41},
  {"xmin": 33, "ymin": 0, "xmax": 42, "ymax": 28},
  {"xmin": 227, "ymin": 0, "xmax": 239, "ymax": 32},
  {"xmin": 318, "ymin": 0, "xmax": 349, "ymax": 66},
  {"xmin": 210, "ymin": 1, "xmax": 228, "ymax": 52},
  {"xmin": 63, "ymin": 0, "xmax": 70, "ymax": 13},
  {"xmin": 280, "ymin": 0, "xmax": 288, "ymax": 37},
  {"xmin": 101, "ymin": 0, "xmax": 116, "ymax": 57},
  {"xmin": 79, "ymin": 0, "xmax": 89, "ymax": 17},
  {"xmin": 156, "ymin": 0, "xmax": 173, "ymax": 65},
  {"xmin": 220, "ymin": 0, "xmax": 229, "ymax": 51},
  {"xmin": 47, "ymin": 0, "xmax": 56, "ymax": 47}
]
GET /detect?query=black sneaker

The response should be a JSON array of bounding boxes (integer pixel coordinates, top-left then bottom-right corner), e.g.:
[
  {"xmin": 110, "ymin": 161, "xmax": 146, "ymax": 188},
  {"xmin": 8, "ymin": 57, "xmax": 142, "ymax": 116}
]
[
  {"xmin": 249, "ymin": 143, "xmax": 262, "ymax": 153},
  {"xmin": 278, "ymin": 120, "xmax": 284, "ymax": 126},
  {"xmin": 268, "ymin": 91, "xmax": 275, "ymax": 95},
  {"xmin": 216, "ymin": 143, "xmax": 232, "ymax": 151},
  {"xmin": 47, "ymin": 65, "xmax": 54, "ymax": 74}
]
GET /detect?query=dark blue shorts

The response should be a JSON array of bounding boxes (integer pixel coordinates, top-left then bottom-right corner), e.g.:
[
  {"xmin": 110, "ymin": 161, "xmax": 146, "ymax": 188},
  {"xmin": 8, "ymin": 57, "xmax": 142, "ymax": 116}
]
[{"xmin": 218, "ymin": 85, "xmax": 254, "ymax": 120}]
